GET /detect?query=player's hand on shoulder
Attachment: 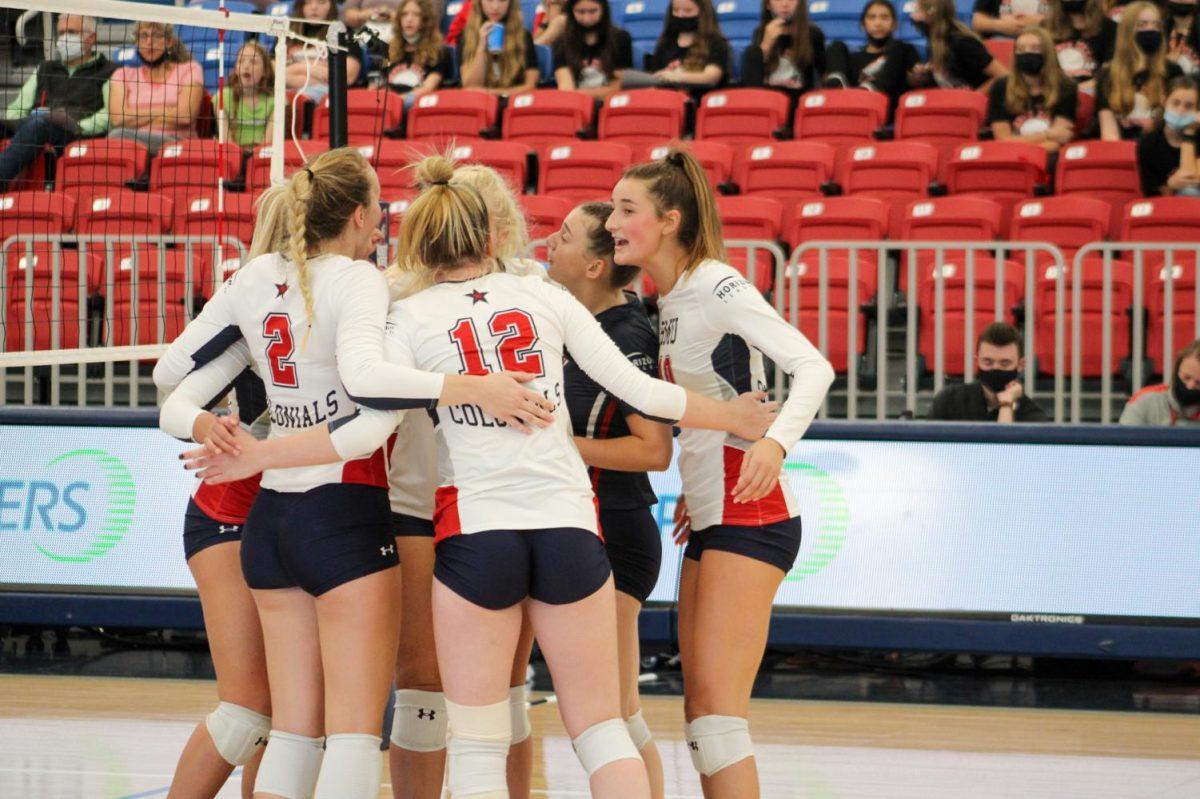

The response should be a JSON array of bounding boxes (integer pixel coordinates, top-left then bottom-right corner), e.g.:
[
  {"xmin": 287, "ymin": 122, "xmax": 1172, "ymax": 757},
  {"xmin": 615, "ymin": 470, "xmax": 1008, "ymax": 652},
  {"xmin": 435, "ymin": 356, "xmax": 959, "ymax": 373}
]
[
  {"xmin": 732, "ymin": 438, "xmax": 785, "ymax": 504},
  {"xmin": 729, "ymin": 390, "xmax": 778, "ymax": 441}
]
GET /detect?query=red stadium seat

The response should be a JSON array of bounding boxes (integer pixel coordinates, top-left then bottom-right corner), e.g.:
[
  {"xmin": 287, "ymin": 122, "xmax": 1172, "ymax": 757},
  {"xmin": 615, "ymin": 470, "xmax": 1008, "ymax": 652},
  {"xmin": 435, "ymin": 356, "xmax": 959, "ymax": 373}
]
[
  {"xmin": 985, "ymin": 38, "xmax": 1014, "ymax": 68},
  {"xmin": 0, "ymin": 192, "xmax": 75, "ymax": 242},
  {"xmin": 355, "ymin": 140, "xmax": 418, "ymax": 200},
  {"xmin": 1033, "ymin": 257, "xmax": 1133, "ymax": 377},
  {"xmin": 312, "ymin": 88, "xmax": 404, "ymax": 142},
  {"xmin": 779, "ymin": 254, "xmax": 870, "ymax": 373},
  {"xmin": 519, "ymin": 193, "xmax": 573, "ymax": 250},
  {"xmin": 894, "ymin": 89, "xmax": 988, "ymax": 178},
  {"xmin": 537, "ymin": 142, "xmax": 631, "ymax": 204},
  {"xmin": 76, "ymin": 190, "xmax": 173, "ymax": 240},
  {"xmin": 445, "ymin": 140, "xmax": 530, "ymax": 192},
  {"xmin": 784, "ymin": 196, "xmax": 889, "ymax": 252},
  {"xmin": 944, "ymin": 140, "xmax": 1048, "ymax": 234},
  {"xmin": 916, "ymin": 257, "xmax": 1023, "ymax": 376},
  {"xmin": 0, "ymin": 139, "xmax": 49, "ymax": 192},
  {"xmin": 174, "ymin": 193, "xmax": 258, "ymax": 248},
  {"xmin": 406, "ymin": 90, "xmax": 500, "ymax": 145},
  {"xmin": 246, "ymin": 141, "xmax": 330, "ymax": 194},
  {"xmin": 1010, "ymin": 197, "xmax": 1111, "ymax": 265},
  {"xmin": 694, "ymin": 88, "xmax": 790, "ymax": 145},
  {"xmin": 1119, "ymin": 197, "xmax": 1200, "ymax": 272},
  {"xmin": 501, "ymin": 90, "xmax": 594, "ymax": 147},
  {"xmin": 150, "ymin": 140, "xmax": 244, "ymax": 209},
  {"xmin": 384, "ymin": 191, "xmax": 419, "ymax": 243},
  {"xmin": 1146, "ymin": 259, "xmax": 1198, "ymax": 373},
  {"xmin": 4, "ymin": 244, "xmax": 91, "ymax": 351},
  {"xmin": 792, "ymin": 89, "xmax": 888, "ymax": 146},
  {"xmin": 91, "ymin": 244, "xmax": 194, "ymax": 345},
  {"xmin": 637, "ymin": 141, "xmax": 735, "ymax": 186},
  {"xmin": 732, "ymin": 141, "xmax": 835, "ymax": 214},
  {"xmin": 56, "ymin": 140, "xmax": 149, "ymax": 204},
  {"xmin": 901, "ymin": 196, "xmax": 1003, "ymax": 244},
  {"xmin": 597, "ymin": 89, "xmax": 687, "ymax": 145},
  {"xmin": 838, "ymin": 141, "xmax": 938, "ymax": 237},
  {"xmin": 716, "ymin": 195, "xmax": 784, "ymax": 293},
  {"xmin": 1055, "ymin": 140, "xmax": 1139, "ymax": 234}
]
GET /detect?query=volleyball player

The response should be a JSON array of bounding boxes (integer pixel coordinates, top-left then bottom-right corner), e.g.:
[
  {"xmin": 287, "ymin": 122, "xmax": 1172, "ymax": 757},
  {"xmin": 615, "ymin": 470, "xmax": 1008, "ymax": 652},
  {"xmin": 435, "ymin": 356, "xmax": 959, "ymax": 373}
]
[
  {"xmin": 180, "ymin": 152, "xmax": 779, "ymax": 799},
  {"xmin": 606, "ymin": 148, "xmax": 835, "ymax": 799},
  {"xmin": 545, "ymin": 201, "xmax": 669, "ymax": 799},
  {"xmin": 155, "ymin": 147, "xmax": 554, "ymax": 799}
]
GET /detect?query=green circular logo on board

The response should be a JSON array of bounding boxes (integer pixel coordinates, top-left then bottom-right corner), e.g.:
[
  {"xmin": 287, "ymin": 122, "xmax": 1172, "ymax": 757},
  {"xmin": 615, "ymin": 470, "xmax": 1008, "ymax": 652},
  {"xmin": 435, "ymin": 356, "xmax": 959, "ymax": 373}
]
[
  {"xmin": 783, "ymin": 462, "xmax": 849, "ymax": 583},
  {"xmin": 28, "ymin": 449, "xmax": 136, "ymax": 563}
]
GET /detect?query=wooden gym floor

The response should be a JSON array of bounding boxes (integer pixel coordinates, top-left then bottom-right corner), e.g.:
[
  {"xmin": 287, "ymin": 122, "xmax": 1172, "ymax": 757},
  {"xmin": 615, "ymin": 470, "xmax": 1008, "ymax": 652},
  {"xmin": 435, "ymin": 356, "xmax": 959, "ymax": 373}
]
[{"xmin": 2, "ymin": 673, "xmax": 1199, "ymax": 798}]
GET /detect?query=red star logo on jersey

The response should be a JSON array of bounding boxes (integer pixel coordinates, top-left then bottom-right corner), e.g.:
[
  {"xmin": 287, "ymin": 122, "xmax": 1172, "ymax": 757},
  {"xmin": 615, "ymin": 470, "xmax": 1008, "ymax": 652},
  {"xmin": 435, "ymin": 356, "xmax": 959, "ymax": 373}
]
[
  {"xmin": 275, "ymin": 282, "xmax": 289, "ymax": 298},
  {"xmin": 466, "ymin": 289, "xmax": 489, "ymax": 305}
]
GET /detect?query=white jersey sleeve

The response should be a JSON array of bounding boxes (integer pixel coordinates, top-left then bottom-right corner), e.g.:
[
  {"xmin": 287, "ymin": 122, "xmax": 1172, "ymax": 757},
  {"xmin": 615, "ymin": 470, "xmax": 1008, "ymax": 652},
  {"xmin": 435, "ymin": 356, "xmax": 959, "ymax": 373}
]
[
  {"xmin": 159, "ymin": 340, "xmax": 254, "ymax": 441},
  {"xmin": 698, "ymin": 272, "xmax": 835, "ymax": 451},
  {"xmin": 547, "ymin": 282, "xmax": 687, "ymax": 424},
  {"xmin": 152, "ymin": 267, "xmax": 245, "ymax": 393},
  {"xmin": 331, "ymin": 265, "xmax": 447, "ymax": 410}
]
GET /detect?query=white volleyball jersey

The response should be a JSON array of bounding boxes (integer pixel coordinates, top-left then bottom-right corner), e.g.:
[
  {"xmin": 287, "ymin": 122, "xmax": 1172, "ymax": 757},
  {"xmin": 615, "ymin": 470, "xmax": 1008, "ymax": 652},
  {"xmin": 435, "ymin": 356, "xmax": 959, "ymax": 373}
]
[
  {"xmin": 657, "ymin": 260, "xmax": 834, "ymax": 532},
  {"xmin": 383, "ymin": 271, "xmax": 687, "ymax": 540},
  {"xmin": 156, "ymin": 252, "xmax": 446, "ymax": 493}
]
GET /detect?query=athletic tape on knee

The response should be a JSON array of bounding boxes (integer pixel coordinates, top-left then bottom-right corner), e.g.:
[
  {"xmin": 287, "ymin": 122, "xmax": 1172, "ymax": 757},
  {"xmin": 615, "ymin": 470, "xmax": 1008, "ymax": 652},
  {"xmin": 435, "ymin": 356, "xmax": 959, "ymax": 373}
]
[
  {"xmin": 572, "ymin": 718, "xmax": 642, "ymax": 777},
  {"xmin": 683, "ymin": 715, "xmax": 753, "ymax": 777},
  {"xmin": 255, "ymin": 730, "xmax": 325, "ymax": 799},
  {"xmin": 445, "ymin": 698, "xmax": 511, "ymax": 798},
  {"xmin": 313, "ymin": 734, "xmax": 381, "ymax": 799},
  {"xmin": 390, "ymin": 689, "xmax": 448, "ymax": 752},
  {"xmin": 205, "ymin": 701, "xmax": 271, "ymax": 766},
  {"xmin": 625, "ymin": 709, "xmax": 653, "ymax": 751},
  {"xmin": 509, "ymin": 684, "xmax": 531, "ymax": 745}
]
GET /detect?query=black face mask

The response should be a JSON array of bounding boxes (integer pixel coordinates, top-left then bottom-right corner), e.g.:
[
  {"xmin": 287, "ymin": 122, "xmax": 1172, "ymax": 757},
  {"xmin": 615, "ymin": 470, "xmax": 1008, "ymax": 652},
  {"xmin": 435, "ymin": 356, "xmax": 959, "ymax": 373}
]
[
  {"xmin": 139, "ymin": 48, "xmax": 169, "ymax": 68},
  {"xmin": 1061, "ymin": 0, "xmax": 1086, "ymax": 12},
  {"xmin": 978, "ymin": 368, "xmax": 1019, "ymax": 394},
  {"xmin": 912, "ymin": 18, "xmax": 931, "ymax": 35},
  {"xmin": 1015, "ymin": 52, "xmax": 1045, "ymax": 75},
  {"xmin": 670, "ymin": 15, "xmax": 700, "ymax": 34},
  {"xmin": 1135, "ymin": 29, "xmax": 1164, "ymax": 55},
  {"xmin": 1168, "ymin": 1, "xmax": 1196, "ymax": 17},
  {"xmin": 777, "ymin": 33, "xmax": 793, "ymax": 49},
  {"xmin": 866, "ymin": 33, "xmax": 893, "ymax": 47},
  {"xmin": 1173, "ymin": 377, "xmax": 1200, "ymax": 407}
]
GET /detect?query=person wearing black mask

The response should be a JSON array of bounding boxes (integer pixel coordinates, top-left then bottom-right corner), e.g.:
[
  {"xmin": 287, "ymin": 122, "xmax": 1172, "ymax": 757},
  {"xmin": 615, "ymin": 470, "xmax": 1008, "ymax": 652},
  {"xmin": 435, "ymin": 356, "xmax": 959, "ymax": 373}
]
[
  {"xmin": 107, "ymin": 21, "xmax": 203, "ymax": 156},
  {"xmin": 822, "ymin": 0, "xmax": 922, "ymax": 118},
  {"xmin": 928, "ymin": 322, "xmax": 1049, "ymax": 423},
  {"xmin": 1120, "ymin": 338, "xmax": 1200, "ymax": 426},
  {"xmin": 740, "ymin": 0, "xmax": 827, "ymax": 92},
  {"xmin": 553, "ymin": 0, "xmax": 634, "ymax": 99},
  {"xmin": 1165, "ymin": 0, "xmax": 1200, "ymax": 74},
  {"xmin": 1045, "ymin": 0, "xmax": 1117, "ymax": 87},
  {"xmin": 988, "ymin": 26, "xmax": 1078, "ymax": 152},
  {"xmin": 1096, "ymin": 1, "xmax": 1184, "ymax": 139},
  {"xmin": 907, "ymin": 0, "xmax": 1007, "ymax": 90},
  {"xmin": 643, "ymin": 0, "xmax": 728, "ymax": 89}
]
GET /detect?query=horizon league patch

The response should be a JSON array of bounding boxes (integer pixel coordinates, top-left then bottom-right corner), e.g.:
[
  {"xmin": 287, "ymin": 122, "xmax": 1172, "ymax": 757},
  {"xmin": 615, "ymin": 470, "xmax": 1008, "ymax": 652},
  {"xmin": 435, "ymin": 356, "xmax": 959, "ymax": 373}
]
[
  {"xmin": 712, "ymin": 275, "xmax": 754, "ymax": 303},
  {"xmin": 628, "ymin": 352, "xmax": 655, "ymax": 372}
]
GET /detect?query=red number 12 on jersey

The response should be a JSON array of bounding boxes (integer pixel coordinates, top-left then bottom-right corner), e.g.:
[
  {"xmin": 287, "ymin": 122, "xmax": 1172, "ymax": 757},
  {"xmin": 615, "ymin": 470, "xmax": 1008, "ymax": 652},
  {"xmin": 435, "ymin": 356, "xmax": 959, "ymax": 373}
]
[{"xmin": 448, "ymin": 309, "xmax": 546, "ymax": 377}]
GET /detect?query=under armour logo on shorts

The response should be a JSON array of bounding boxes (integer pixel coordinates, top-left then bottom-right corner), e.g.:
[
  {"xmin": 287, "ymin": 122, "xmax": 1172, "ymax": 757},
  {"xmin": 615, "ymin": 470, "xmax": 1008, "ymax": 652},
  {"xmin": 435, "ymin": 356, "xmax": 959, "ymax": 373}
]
[
  {"xmin": 380, "ymin": 544, "xmax": 395, "ymax": 556},
  {"xmin": 417, "ymin": 709, "xmax": 437, "ymax": 720},
  {"xmin": 218, "ymin": 525, "xmax": 240, "ymax": 535}
]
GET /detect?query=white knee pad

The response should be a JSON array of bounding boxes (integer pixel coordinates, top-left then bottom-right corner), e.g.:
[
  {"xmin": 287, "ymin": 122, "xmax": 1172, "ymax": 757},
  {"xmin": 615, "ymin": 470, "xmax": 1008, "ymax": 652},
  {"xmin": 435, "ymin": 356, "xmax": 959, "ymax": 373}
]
[
  {"xmin": 390, "ymin": 689, "xmax": 448, "ymax": 752},
  {"xmin": 625, "ymin": 709, "xmax": 653, "ymax": 751},
  {"xmin": 255, "ymin": 730, "xmax": 325, "ymax": 799},
  {"xmin": 509, "ymin": 685, "xmax": 531, "ymax": 745},
  {"xmin": 445, "ymin": 698, "xmax": 511, "ymax": 798},
  {"xmin": 205, "ymin": 701, "xmax": 271, "ymax": 766},
  {"xmin": 313, "ymin": 733, "xmax": 381, "ymax": 799},
  {"xmin": 572, "ymin": 718, "xmax": 642, "ymax": 778},
  {"xmin": 684, "ymin": 715, "xmax": 753, "ymax": 777}
]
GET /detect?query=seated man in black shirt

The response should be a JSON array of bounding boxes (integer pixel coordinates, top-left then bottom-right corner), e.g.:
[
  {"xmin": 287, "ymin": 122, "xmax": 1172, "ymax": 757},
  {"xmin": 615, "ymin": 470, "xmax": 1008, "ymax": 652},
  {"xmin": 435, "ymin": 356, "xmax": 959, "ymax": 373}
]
[{"xmin": 928, "ymin": 322, "xmax": 1049, "ymax": 423}]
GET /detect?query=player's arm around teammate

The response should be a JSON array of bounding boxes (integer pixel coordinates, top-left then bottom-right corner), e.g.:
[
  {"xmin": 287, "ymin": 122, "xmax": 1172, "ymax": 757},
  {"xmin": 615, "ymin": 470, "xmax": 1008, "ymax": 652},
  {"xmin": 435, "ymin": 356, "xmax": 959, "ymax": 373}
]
[
  {"xmin": 545, "ymin": 201, "xmax": 671, "ymax": 799},
  {"xmin": 606, "ymin": 148, "xmax": 835, "ymax": 799}
]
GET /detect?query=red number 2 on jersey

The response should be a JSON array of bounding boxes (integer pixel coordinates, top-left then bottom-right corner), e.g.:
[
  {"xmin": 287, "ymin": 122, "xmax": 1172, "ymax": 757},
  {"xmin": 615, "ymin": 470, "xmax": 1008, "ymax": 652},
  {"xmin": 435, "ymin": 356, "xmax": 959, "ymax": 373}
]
[
  {"xmin": 448, "ymin": 309, "xmax": 546, "ymax": 377},
  {"xmin": 263, "ymin": 312, "xmax": 298, "ymax": 388}
]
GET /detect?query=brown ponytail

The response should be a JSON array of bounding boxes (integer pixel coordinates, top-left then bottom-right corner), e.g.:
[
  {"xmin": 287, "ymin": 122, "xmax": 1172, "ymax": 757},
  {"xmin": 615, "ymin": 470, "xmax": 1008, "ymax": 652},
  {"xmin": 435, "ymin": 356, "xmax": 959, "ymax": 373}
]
[{"xmin": 622, "ymin": 147, "xmax": 725, "ymax": 274}]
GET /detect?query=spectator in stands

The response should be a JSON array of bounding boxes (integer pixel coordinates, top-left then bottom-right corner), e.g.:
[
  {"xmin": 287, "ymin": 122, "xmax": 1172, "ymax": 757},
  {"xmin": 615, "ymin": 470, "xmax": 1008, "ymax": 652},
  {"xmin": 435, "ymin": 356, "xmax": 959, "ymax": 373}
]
[
  {"xmin": 642, "ymin": 0, "xmax": 729, "ymax": 89},
  {"xmin": 823, "ymin": 0, "xmax": 922, "ymax": 116},
  {"xmin": 1119, "ymin": 338, "xmax": 1200, "ymax": 425},
  {"xmin": 909, "ymin": 0, "xmax": 1008, "ymax": 90},
  {"xmin": 740, "ymin": 0, "xmax": 827, "ymax": 93},
  {"xmin": 0, "ymin": 14, "xmax": 115, "ymax": 192},
  {"xmin": 286, "ymin": 0, "xmax": 365, "ymax": 102},
  {"xmin": 1166, "ymin": 0, "xmax": 1200, "ymax": 74},
  {"xmin": 1045, "ymin": 0, "xmax": 1116, "ymax": 86},
  {"xmin": 988, "ymin": 26, "xmax": 1078, "ymax": 150},
  {"xmin": 107, "ymin": 22, "xmax": 203, "ymax": 156},
  {"xmin": 1137, "ymin": 75, "xmax": 1199, "ymax": 192},
  {"xmin": 220, "ymin": 41, "xmax": 275, "ymax": 148},
  {"xmin": 1096, "ymin": 1, "xmax": 1183, "ymax": 139},
  {"xmin": 459, "ymin": 0, "xmax": 540, "ymax": 95},
  {"xmin": 343, "ymin": 0, "xmax": 401, "ymax": 31},
  {"xmin": 386, "ymin": 0, "xmax": 453, "ymax": 105},
  {"xmin": 928, "ymin": 322, "xmax": 1049, "ymax": 422},
  {"xmin": 532, "ymin": 0, "xmax": 569, "ymax": 46},
  {"xmin": 553, "ymin": 0, "xmax": 634, "ymax": 98},
  {"xmin": 972, "ymin": 0, "xmax": 1047, "ymax": 39}
]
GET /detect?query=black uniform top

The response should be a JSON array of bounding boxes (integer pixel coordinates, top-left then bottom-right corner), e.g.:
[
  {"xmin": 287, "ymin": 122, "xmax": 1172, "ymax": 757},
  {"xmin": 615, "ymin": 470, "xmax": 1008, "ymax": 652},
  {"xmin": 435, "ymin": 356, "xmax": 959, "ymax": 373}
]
[
  {"xmin": 928, "ymin": 381, "xmax": 1049, "ymax": 421},
  {"xmin": 563, "ymin": 293, "xmax": 660, "ymax": 511}
]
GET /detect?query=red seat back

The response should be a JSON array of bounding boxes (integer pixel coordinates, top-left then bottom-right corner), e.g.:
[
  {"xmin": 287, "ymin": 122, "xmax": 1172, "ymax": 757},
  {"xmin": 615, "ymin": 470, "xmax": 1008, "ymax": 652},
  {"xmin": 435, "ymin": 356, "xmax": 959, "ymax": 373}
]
[
  {"xmin": 0, "ymin": 192, "xmax": 75, "ymax": 241},
  {"xmin": 312, "ymin": 88, "xmax": 404, "ymax": 142},
  {"xmin": 733, "ymin": 141, "xmax": 835, "ymax": 210},
  {"xmin": 502, "ymin": 90, "xmax": 594, "ymax": 146},
  {"xmin": 792, "ymin": 89, "xmax": 888, "ymax": 145},
  {"xmin": 76, "ymin": 190, "xmax": 173, "ymax": 239},
  {"xmin": 537, "ymin": 142, "xmax": 632, "ymax": 204},
  {"xmin": 695, "ymin": 89, "xmax": 790, "ymax": 145},
  {"xmin": 597, "ymin": 89, "xmax": 687, "ymax": 145},
  {"xmin": 636, "ymin": 141, "xmax": 735, "ymax": 185},
  {"xmin": 406, "ymin": 90, "xmax": 500, "ymax": 146},
  {"xmin": 57, "ymin": 140, "xmax": 149, "ymax": 204}
]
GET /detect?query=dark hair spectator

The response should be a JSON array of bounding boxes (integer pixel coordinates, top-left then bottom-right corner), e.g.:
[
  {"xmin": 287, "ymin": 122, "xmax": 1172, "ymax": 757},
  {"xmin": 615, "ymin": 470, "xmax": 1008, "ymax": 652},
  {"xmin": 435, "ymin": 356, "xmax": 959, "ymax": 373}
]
[
  {"xmin": 108, "ymin": 21, "xmax": 204, "ymax": 156},
  {"xmin": 459, "ymin": 0, "xmax": 540, "ymax": 95},
  {"xmin": 1096, "ymin": 1, "xmax": 1183, "ymax": 139},
  {"xmin": 927, "ymin": 322, "xmax": 1049, "ymax": 423},
  {"xmin": 1137, "ymin": 74, "xmax": 1200, "ymax": 193},
  {"xmin": 1120, "ymin": 338, "xmax": 1200, "ymax": 425},
  {"xmin": 987, "ymin": 26, "xmax": 1078, "ymax": 151},
  {"xmin": 1045, "ymin": 0, "xmax": 1117, "ymax": 85},
  {"xmin": 642, "ymin": 0, "xmax": 729, "ymax": 89},
  {"xmin": 823, "ymin": 0, "xmax": 922, "ymax": 116},
  {"xmin": 0, "ymin": 15, "xmax": 115, "ymax": 192},
  {"xmin": 741, "ymin": 0, "xmax": 827, "ymax": 92},
  {"xmin": 553, "ymin": 0, "xmax": 634, "ymax": 98},
  {"xmin": 908, "ymin": 0, "xmax": 1007, "ymax": 90},
  {"xmin": 387, "ymin": 0, "xmax": 454, "ymax": 107}
]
